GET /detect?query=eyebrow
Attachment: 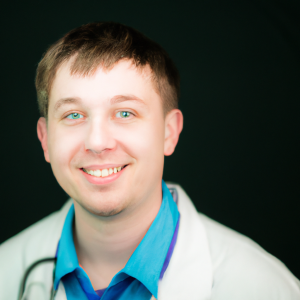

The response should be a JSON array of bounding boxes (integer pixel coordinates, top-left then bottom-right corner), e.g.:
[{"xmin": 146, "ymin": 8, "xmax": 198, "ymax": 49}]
[
  {"xmin": 53, "ymin": 97, "xmax": 81, "ymax": 112},
  {"xmin": 110, "ymin": 94, "xmax": 146, "ymax": 106},
  {"xmin": 53, "ymin": 94, "xmax": 146, "ymax": 112}
]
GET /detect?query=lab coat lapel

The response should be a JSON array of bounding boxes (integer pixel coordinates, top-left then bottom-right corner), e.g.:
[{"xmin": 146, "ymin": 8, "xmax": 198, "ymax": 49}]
[
  {"xmin": 54, "ymin": 282, "xmax": 68, "ymax": 300},
  {"xmin": 22, "ymin": 201, "xmax": 73, "ymax": 300},
  {"xmin": 158, "ymin": 183, "xmax": 213, "ymax": 300}
]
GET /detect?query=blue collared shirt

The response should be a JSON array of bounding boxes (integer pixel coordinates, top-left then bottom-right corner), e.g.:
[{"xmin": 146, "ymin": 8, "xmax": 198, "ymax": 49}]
[{"xmin": 54, "ymin": 180, "xmax": 180, "ymax": 300}]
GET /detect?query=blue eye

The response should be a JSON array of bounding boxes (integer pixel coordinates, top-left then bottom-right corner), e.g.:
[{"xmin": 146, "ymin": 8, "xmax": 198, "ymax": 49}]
[
  {"xmin": 116, "ymin": 111, "xmax": 132, "ymax": 118},
  {"xmin": 66, "ymin": 113, "xmax": 83, "ymax": 119}
]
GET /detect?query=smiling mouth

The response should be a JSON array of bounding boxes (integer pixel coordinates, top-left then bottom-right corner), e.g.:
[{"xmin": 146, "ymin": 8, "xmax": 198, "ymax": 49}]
[{"xmin": 81, "ymin": 165, "xmax": 128, "ymax": 178}]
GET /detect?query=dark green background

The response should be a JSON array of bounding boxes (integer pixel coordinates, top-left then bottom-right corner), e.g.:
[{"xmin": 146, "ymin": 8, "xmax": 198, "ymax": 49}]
[{"xmin": 1, "ymin": 0, "xmax": 299, "ymax": 279}]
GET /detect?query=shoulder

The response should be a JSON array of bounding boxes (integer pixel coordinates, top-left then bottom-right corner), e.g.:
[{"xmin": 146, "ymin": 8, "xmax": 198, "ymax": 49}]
[
  {"xmin": 169, "ymin": 182, "xmax": 300, "ymax": 299},
  {"xmin": 0, "ymin": 199, "xmax": 72, "ymax": 257},
  {"xmin": 198, "ymin": 213, "xmax": 300, "ymax": 300},
  {"xmin": 0, "ymin": 199, "xmax": 72, "ymax": 299}
]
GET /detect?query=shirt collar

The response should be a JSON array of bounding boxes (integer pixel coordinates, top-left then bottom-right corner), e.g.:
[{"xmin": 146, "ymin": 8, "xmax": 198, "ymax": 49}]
[
  {"xmin": 118, "ymin": 180, "xmax": 179, "ymax": 297},
  {"xmin": 54, "ymin": 203, "xmax": 78, "ymax": 289},
  {"xmin": 54, "ymin": 180, "xmax": 179, "ymax": 298}
]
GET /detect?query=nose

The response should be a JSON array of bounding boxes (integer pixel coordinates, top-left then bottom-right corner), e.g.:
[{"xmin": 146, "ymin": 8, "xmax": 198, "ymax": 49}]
[{"xmin": 84, "ymin": 117, "xmax": 116, "ymax": 154}]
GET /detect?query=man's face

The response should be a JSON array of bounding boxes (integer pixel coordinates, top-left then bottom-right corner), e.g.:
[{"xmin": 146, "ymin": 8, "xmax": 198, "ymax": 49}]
[{"xmin": 38, "ymin": 59, "xmax": 178, "ymax": 216}]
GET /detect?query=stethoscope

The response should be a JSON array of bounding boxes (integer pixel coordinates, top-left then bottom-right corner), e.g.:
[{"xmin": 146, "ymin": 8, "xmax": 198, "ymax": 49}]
[{"xmin": 18, "ymin": 257, "xmax": 57, "ymax": 300}]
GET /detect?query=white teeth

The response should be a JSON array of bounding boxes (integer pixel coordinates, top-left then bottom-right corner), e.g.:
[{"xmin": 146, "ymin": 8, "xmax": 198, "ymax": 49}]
[
  {"xmin": 94, "ymin": 170, "xmax": 101, "ymax": 177},
  {"xmin": 102, "ymin": 169, "xmax": 109, "ymax": 177},
  {"xmin": 84, "ymin": 165, "xmax": 126, "ymax": 177}
]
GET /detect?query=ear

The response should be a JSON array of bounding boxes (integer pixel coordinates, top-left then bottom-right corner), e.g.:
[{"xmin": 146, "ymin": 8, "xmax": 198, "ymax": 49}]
[
  {"xmin": 37, "ymin": 117, "xmax": 50, "ymax": 163},
  {"xmin": 164, "ymin": 109, "xmax": 184, "ymax": 156}
]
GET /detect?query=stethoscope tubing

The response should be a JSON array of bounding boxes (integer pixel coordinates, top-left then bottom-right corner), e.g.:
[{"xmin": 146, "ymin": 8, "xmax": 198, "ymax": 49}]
[{"xmin": 18, "ymin": 257, "xmax": 57, "ymax": 300}]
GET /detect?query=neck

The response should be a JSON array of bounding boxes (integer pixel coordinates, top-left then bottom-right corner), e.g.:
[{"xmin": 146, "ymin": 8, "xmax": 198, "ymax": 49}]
[{"xmin": 73, "ymin": 184, "xmax": 162, "ymax": 290}]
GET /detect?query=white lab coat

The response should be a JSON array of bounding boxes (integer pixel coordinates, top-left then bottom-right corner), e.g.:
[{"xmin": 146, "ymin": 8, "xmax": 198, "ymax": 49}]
[{"xmin": 0, "ymin": 183, "xmax": 299, "ymax": 300}]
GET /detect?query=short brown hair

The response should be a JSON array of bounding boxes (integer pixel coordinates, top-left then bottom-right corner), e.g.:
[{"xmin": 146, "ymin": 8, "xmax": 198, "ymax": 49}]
[{"xmin": 35, "ymin": 22, "xmax": 180, "ymax": 118}]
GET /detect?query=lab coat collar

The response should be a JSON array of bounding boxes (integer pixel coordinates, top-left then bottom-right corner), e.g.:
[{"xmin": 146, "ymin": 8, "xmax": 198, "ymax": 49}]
[{"xmin": 157, "ymin": 183, "xmax": 213, "ymax": 300}]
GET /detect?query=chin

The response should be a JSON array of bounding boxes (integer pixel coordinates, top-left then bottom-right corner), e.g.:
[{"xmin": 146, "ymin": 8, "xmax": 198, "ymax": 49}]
[
  {"xmin": 89, "ymin": 206, "xmax": 124, "ymax": 217},
  {"xmin": 76, "ymin": 197, "xmax": 126, "ymax": 217}
]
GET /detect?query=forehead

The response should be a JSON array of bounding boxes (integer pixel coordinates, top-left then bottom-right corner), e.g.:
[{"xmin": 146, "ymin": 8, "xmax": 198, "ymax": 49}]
[{"xmin": 49, "ymin": 58, "xmax": 158, "ymax": 106}]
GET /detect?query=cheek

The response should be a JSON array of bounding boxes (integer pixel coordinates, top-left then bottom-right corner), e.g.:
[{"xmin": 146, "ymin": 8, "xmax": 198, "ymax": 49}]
[
  {"xmin": 48, "ymin": 126, "xmax": 83, "ymax": 170},
  {"xmin": 115, "ymin": 118, "xmax": 165, "ymax": 163}
]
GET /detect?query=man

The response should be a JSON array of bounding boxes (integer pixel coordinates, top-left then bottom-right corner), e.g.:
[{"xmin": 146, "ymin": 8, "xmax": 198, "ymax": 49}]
[{"xmin": 0, "ymin": 22, "xmax": 299, "ymax": 300}]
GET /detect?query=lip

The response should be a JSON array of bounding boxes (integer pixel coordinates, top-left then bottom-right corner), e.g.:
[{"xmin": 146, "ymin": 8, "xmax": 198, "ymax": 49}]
[
  {"xmin": 82, "ymin": 164, "xmax": 127, "ymax": 170},
  {"xmin": 80, "ymin": 165, "xmax": 128, "ymax": 185}
]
